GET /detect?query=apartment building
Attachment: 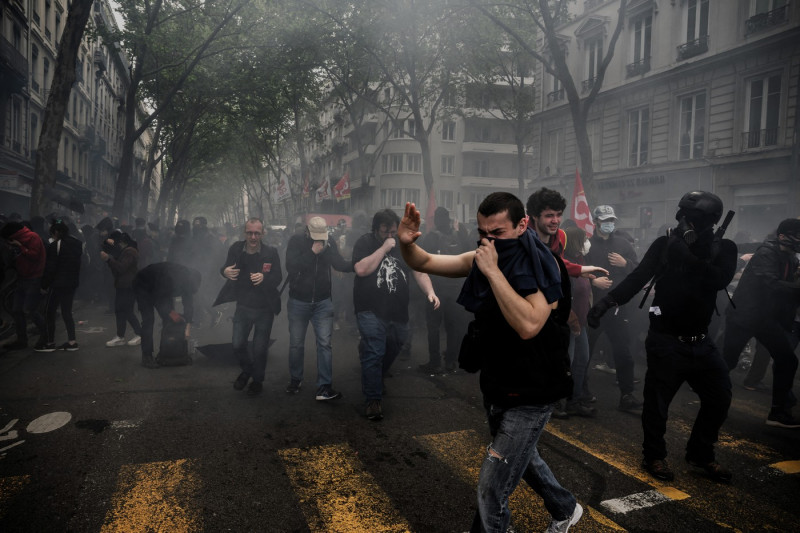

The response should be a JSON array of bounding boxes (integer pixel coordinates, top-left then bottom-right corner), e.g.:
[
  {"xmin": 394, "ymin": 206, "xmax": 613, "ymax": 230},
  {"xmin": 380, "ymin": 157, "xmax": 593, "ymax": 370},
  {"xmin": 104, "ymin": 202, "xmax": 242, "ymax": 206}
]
[
  {"xmin": 533, "ymin": 0, "xmax": 800, "ymax": 241},
  {"xmin": 0, "ymin": 0, "xmax": 157, "ymax": 220}
]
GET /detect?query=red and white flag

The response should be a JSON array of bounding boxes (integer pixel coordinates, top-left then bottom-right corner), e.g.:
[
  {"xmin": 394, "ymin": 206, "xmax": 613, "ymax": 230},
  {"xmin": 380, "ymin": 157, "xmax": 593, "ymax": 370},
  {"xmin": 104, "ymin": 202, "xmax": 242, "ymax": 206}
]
[
  {"xmin": 274, "ymin": 172, "xmax": 291, "ymax": 203},
  {"xmin": 315, "ymin": 177, "xmax": 332, "ymax": 203},
  {"xmin": 571, "ymin": 169, "xmax": 594, "ymax": 236},
  {"xmin": 334, "ymin": 172, "xmax": 350, "ymax": 202}
]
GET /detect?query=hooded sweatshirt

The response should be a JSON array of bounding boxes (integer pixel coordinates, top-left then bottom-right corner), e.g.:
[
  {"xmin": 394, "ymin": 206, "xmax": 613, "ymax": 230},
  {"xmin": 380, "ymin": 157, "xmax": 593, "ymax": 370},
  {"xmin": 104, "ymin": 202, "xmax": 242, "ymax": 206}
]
[{"xmin": 8, "ymin": 226, "xmax": 46, "ymax": 279}]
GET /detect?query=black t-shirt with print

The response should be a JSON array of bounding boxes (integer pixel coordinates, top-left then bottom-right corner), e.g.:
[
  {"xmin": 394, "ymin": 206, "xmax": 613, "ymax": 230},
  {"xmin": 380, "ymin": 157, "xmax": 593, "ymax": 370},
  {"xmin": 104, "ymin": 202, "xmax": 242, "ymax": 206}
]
[{"xmin": 352, "ymin": 232, "xmax": 411, "ymax": 323}]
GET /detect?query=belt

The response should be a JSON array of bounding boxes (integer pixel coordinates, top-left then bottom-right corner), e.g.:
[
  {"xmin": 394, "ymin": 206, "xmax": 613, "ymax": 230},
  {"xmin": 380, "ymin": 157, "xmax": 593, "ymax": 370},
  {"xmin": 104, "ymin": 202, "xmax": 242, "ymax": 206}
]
[{"xmin": 677, "ymin": 334, "xmax": 706, "ymax": 343}]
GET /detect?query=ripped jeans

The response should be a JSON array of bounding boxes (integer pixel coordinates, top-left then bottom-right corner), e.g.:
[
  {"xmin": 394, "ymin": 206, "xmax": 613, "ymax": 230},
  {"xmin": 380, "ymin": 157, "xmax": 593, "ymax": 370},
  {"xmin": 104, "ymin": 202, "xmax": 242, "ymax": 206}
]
[{"xmin": 471, "ymin": 403, "xmax": 577, "ymax": 533}]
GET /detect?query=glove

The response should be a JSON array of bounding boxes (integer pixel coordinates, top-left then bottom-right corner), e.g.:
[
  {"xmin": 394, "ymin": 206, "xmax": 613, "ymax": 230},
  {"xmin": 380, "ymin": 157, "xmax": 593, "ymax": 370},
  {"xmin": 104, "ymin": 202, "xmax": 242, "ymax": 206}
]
[
  {"xmin": 674, "ymin": 216, "xmax": 696, "ymax": 245},
  {"xmin": 587, "ymin": 295, "xmax": 616, "ymax": 329}
]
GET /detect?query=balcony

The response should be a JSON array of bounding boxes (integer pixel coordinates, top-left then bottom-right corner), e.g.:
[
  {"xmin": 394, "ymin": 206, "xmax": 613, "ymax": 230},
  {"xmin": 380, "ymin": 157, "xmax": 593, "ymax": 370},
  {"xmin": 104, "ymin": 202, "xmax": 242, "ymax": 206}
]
[
  {"xmin": 677, "ymin": 35, "xmax": 709, "ymax": 61},
  {"xmin": 93, "ymin": 50, "xmax": 106, "ymax": 76},
  {"xmin": 581, "ymin": 77, "xmax": 598, "ymax": 93},
  {"xmin": 742, "ymin": 128, "xmax": 778, "ymax": 149},
  {"xmin": 745, "ymin": 5, "xmax": 788, "ymax": 34},
  {"xmin": 626, "ymin": 57, "xmax": 651, "ymax": 78},
  {"xmin": 547, "ymin": 88, "xmax": 565, "ymax": 103},
  {"xmin": 0, "ymin": 37, "xmax": 28, "ymax": 93}
]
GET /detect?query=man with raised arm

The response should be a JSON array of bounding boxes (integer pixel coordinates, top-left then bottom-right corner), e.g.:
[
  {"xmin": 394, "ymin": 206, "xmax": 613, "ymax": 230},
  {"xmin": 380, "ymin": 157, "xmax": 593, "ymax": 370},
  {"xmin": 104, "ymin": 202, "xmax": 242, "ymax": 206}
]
[{"xmin": 398, "ymin": 194, "xmax": 582, "ymax": 533}]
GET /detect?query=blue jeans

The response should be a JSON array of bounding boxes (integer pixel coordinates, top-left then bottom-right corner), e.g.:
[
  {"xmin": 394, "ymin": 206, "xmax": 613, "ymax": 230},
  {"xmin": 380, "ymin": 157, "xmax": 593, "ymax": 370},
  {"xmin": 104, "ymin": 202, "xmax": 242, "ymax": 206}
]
[
  {"xmin": 288, "ymin": 297, "xmax": 334, "ymax": 388},
  {"xmin": 232, "ymin": 305, "xmax": 275, "ymax": 383},
  {"xmin": 471, "ymin": 404, "xmax": 577, "ymax": 533},
  {"xmin": 356, "ymin": 311, "xmax": 408, "ymax": 401},
  {"xmin": 568, "ymin": 328, "xmax": 590, "ymax": 402}
]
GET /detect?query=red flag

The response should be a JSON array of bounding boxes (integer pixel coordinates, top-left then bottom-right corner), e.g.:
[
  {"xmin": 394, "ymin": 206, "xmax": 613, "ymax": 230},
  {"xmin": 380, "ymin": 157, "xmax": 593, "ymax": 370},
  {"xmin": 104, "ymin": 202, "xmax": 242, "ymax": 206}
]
[
  {"xmin": 333, "ymin": 172, "xmax": 350, "ymax": 201},
  {"xmin": 425, "ymin": 186, "xmax": 436, "ymax": 226},
  {"xmin": 571, "ymin": 169, "xmax": 594, "ymax": 236},
  {"xmin": 315, "ymin": 177, "xmax": 332, "ymax": 203}
]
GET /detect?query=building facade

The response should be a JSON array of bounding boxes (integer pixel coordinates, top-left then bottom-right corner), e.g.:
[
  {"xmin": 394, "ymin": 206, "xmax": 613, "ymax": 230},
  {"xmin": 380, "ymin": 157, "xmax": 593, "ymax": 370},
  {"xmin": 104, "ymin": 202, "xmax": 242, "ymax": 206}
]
[
  {"xmin": 532, "ymin": 0, "xmax": 799, "ymax": 242},
  {"xmin": 0, "ymin": 0, "xmax": 158, "ymax": 221}
]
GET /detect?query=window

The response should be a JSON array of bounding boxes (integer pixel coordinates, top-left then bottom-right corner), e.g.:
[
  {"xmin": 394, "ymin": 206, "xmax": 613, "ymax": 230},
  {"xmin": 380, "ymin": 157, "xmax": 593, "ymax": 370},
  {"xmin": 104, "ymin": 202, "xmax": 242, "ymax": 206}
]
[
  {"xmin": 31, "ymin": 114, "xmax": 39, "ymax": 151},
  {"xmin": 405, "ymin": 188, "xmax": 420, "ymax": 206},
  {"xmin": 744, "ymin": 73, "xmax": 781, "ymax": 148},
  {"xmin": 474, "ymin": 159, "xmax": 489, "ymax": 177},
  {"xmin": 381, "ymin": 154, "xmax": 388, "ymax": 173},
  {"xmin": 381, "ymin": 188, "xmax": 402, "ymax": 208},
  {"xmin": 628, "ymin": 12, "xmax": 652, "ymax": 77},
  {"xmin": 440, "ymin": 190, "xmax": 454, "ymax": 210},
  {"xmin": 442, "ymin": 121, "xmax": 455, "ymax": 141},
  {"xmin": 628, "ymin": 108, "xmax": 649, "ymax": 167},
  {"xmin": 746, "ymin": 0, "xmax": 788, "ymax": 34},
  {"xmin": 407, "ymin": 154, "xmax": 421, "ymax": 173},
  {"xmin": 11, "ymin": 99, "xmax": 22, "ymax": 151},
  {"xmin": 679, "ymin": 93, "xmax": 705, "ymax": 159},
  {"xmin": 55, "ymin": 14, "xmax": 61, "ymax": 41},
  {"xmin": 584, "ymin": 37, "xmax": 603, "ymax": 91},
  {"xmin": 407, "ymin": 119, "xmax": 417, "ymax": 138},
  {"xmin": 389, "ymin": 154, "xmax": 404, "ymax": 172},
  {"xmin": 442, "ymin": 86, "xmax": 456, "ymax": 107},
  {"xmin": 44, "ymin": 58, "xmax": 50, "ymax": 88},
  {"xmin": 31, "ymin": 46, "xmax": 40, "ymax": 92},
  {"xmin": 441, "ymin": 155, "xmax": 455, "ymax": 175},
  {"xmin": 542, "ymin": 130, "xmax": 561, "ymax": 176},
  {"xmin": 678, "ymin": 0, "xmax": 709, "ymax": 60}
]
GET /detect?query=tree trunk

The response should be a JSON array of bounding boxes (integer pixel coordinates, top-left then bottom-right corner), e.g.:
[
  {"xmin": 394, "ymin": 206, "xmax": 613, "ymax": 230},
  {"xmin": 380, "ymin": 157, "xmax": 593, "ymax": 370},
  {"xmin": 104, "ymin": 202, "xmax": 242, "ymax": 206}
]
[
  {"xmin": 138, "ymin": 121, "xmax": 162, "ymax": 215},
  {"xmin": 29, "ymin": 0, "xmax": 94, "ymax": 217}
]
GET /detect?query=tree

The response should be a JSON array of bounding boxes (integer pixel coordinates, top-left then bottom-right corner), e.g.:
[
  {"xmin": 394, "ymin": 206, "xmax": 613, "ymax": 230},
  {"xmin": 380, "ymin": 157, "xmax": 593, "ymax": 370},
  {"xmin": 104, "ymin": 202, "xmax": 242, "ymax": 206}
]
[
  {"xmin": 29, "ymin": 0, "xmax": 94, "ymax": 217},
  {"xmin": 472, "ymin": 0, "xmax": 629, "ymax": 201}
]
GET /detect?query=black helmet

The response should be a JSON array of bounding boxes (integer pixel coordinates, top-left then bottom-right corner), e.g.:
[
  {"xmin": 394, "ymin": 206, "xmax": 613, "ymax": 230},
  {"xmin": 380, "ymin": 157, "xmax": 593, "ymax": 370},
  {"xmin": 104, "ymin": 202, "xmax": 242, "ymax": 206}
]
[{"xmin": 676, "ymin": 191, "xmax": 723, "ymax": 226}]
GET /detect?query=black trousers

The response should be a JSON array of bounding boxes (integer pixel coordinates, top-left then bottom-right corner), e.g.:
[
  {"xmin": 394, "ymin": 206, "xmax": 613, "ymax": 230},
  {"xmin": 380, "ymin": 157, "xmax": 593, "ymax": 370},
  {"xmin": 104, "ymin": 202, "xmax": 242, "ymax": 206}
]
[
  {"xmin": 44, "ymin": 286, "xmax": 76, "ymax": 343},
  {"xmin": 722, "ymin": 317, "xmax": 799, "ymax": 413},
  {"xmin": 115, "ymin": 287, "xmax": 141, "ymax": 338},
  {"xmin": 135, "ymin": 289, "xmax": 173, "ymax": 358},
  {"xmin": 642, "ymin": 330, "xmax": 731, "ymax": 464},
  {"xmin": 587, "ymin": 311, "xmax": 636, "ymax": 395},
  {"xmin": 425, "ymin": 296, "xmax": 469, "ymax": 366}
]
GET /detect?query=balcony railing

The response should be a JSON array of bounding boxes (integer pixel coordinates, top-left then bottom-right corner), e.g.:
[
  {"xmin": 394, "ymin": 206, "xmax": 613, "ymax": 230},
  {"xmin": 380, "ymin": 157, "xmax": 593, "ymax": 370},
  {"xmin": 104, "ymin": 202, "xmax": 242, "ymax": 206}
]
[
  {"xmin": 626, "ymin": 57, "xmax": 651, "ymax": 77},
  {"xmin": 742, "ymin": 128, "xmax": 778, "ymax": 149},
  {"xmin": 581, "ymin": 77, "xmax": 598, "ymax": 93},
  {"xmin": 745, "ymin": 5, "xmax": 789, "ymax": 34},
  {"xmin": 547, "ymin": 88, "xmax": 565, "ymax": 103},
  {"xmin": 0, "ymin": 37, "xmax": 29, "ymax": 82},
  {"xmin": 677, "ymin": 35, "xmax": 709, "ymax": 60}
]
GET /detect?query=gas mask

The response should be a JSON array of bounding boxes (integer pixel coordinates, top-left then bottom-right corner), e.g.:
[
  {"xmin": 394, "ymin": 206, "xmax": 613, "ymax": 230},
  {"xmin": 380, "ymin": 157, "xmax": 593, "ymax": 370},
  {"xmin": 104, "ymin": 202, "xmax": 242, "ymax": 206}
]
[{"xmin": 599, "ymin": 222, "xmax": 615, "ymax": 234}]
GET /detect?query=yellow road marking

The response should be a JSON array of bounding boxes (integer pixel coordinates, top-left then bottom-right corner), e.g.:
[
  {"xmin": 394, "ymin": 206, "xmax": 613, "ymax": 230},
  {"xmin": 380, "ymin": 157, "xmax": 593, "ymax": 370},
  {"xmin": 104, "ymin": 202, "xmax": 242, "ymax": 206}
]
[
  {"xmin": 657, "ymin": 486, "xmax": 690, "ymax": 500},
  {"xmin": 770, "ymin": 460, "xmax": 800, "ymax": 474},
  {"xmin": 100, "ymin": 459, "xmax": 201, "ymax": 533},
  {"xmin": 0, "ymin": 475, "xmax": 31, "ymax": 519},
  {"xmin": 415, "ymin": 429, "xmax": 625, "ymax": 532},
  {"xmin": 279, "ymin": 443, "xmax": 411, "ymax": 533}
]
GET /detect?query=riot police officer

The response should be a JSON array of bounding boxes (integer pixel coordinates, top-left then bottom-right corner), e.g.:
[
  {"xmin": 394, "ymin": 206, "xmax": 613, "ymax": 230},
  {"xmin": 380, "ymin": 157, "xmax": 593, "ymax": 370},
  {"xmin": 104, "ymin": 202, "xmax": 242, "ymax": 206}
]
[{"xmin": 588, "ymin": 191, "xmax": 738, "ymax": 483}]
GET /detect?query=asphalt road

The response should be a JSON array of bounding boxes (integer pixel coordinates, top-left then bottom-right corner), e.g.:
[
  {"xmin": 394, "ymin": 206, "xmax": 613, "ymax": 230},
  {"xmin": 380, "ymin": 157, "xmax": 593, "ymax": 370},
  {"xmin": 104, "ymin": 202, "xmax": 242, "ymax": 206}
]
[{"xmin": 0, "ymin": 298, "xmax": 798, "ymax": 533}]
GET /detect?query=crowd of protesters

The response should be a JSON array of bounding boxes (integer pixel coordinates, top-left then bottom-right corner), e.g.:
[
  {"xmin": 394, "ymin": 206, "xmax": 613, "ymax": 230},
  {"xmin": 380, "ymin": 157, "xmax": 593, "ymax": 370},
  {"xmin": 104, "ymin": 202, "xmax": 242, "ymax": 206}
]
[{"xmin": 1, "ymin": 191, "xmax": 798, "ymax": 532}]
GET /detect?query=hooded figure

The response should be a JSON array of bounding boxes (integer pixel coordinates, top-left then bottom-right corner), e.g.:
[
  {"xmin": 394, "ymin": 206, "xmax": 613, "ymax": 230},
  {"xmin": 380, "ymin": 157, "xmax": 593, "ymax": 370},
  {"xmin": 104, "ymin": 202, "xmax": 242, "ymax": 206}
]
[{"xmin": 1, "ymin": 222, "xmax": 47, "ymax": 350}]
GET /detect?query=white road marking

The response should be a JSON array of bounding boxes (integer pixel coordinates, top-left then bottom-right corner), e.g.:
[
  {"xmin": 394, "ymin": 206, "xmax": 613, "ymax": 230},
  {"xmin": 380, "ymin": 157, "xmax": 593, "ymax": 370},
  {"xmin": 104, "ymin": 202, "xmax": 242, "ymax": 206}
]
[
  {"xmin": 601, "ymin": 487, "xmax": 689, "ymax": 514},
  {"xmin": 26, "ymin": 412, "xmax": 72, "ymax": 434},
  {"xmin": 110, "ymin": 420, "xmax": 141, "ymax": 429},
  {"xmin": 0, "ymin": 440, "xmax": 25, "ymax": 454}
]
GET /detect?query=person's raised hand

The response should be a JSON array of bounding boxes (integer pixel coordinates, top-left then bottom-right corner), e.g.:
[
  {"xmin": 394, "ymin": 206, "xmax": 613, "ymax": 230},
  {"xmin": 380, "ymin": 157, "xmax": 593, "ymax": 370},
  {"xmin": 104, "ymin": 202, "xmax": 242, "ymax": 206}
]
[{"xmin": 398, "ymin": 202, "xmax": 422, "ymax": 246}]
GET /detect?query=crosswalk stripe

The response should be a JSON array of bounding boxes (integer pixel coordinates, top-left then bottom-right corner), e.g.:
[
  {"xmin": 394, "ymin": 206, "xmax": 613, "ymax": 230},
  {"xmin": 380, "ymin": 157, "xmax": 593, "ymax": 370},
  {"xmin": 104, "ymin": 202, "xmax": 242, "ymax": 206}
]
[
  {"xmin": 100, "ymin": 459, "xmax": 201, "ymax": 532},
  {"xmin": 601, "ymin": 487, "xmax": 689, "ymax": 515},
  {"xmin": 279, "ymin": 443, "xmax": 412, "ymax": 533},
  {"xmin": 0, "ymin": 475, "xmax": 30, "ymax": 519},
  {"xmin": 414, "ymin": 429, "xmax": 625, "ymax": 532},
  {"xmin": 770, "ymin": 460, "xmax": 800, "ymax": 474}
]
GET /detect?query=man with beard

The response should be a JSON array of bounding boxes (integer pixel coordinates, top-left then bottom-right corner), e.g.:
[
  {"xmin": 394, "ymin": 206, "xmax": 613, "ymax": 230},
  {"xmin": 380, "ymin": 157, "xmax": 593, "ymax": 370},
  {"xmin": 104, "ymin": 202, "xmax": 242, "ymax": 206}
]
[
  {"xmin": 353, "ymin": 209, "xmax": 439, "ymax": 421},
  {"xmin": 588, "ymin": 192, "xmax": 737, "ymax": 483}
]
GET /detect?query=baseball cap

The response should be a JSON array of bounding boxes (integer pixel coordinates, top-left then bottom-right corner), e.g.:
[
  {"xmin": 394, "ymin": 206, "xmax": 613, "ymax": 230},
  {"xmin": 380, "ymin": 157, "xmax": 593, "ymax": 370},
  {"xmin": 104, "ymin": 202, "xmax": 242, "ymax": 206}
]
[
  {"xmin": 307, "ymin": 217, "xmax": 329, "ymax": 241},
  {"xmin": 593, "ymin": 205, "xmax": 616, "ymax": 221}
]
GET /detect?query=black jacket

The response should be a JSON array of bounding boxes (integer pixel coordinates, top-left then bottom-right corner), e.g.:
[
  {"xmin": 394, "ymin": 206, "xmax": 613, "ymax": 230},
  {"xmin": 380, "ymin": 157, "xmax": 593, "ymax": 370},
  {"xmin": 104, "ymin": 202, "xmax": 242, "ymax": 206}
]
[
  {"xmin": 585, "ymin": 231, "xmax": 638, "ymax": 302},
  {"xmin": 214, "ymin": 240, "xmax": 282, "ymax": 313},
  {"xmin": 285, "ymin": 234, "xmax": 352, "ymax": 303},
  {"xmin": 42, "ymin": 235, "xmax": 83, "ymax": 290},
  {"xmin": 134, "ymin": 262, "xmax": 201, "ymax": 323},
  {"xmin": 476, "ymin": 252, "xmax": 573, "ymax": 408},
  {"xmin": 727, "ymin": 239, "xmax": 800, "ymax": 329},
  {"xmin": 609, "ymin": 233, "xmax": 738, "ymax": 336}
]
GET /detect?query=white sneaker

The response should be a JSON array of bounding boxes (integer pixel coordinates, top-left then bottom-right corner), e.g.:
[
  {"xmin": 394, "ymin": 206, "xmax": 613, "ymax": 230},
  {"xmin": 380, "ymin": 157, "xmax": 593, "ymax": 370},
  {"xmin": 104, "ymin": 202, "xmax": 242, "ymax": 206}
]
[
  {"xmin": 545, "ymin": 503, "xmax": 583, "ymax": 533},
  {"xmin": 127, "ymin": 335, "xmax": 142, "ymax": 346},
  {"xmin": 593, "ymin": 362, "xmax": 617, "ymax": 375},
  {"xmin": 106, "ymin": 336, "xmax": 126, "ymax": 347}
]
